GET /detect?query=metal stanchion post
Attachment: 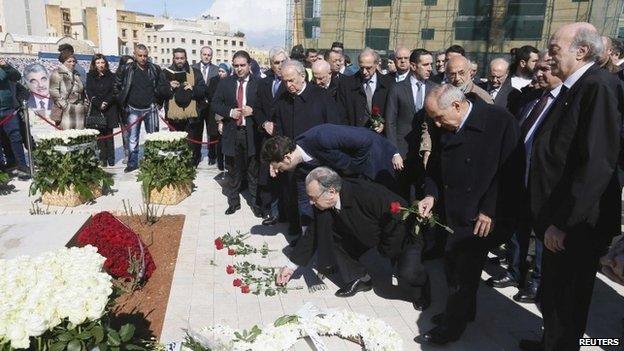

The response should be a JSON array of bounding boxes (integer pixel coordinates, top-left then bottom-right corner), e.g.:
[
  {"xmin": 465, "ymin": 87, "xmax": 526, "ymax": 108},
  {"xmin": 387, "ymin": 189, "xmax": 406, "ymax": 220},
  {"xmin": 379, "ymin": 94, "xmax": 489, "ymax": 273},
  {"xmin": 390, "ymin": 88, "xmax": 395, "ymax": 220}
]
[{"xmin": 22, "ymin": 101, "xmax": 35, "ymax": 177}]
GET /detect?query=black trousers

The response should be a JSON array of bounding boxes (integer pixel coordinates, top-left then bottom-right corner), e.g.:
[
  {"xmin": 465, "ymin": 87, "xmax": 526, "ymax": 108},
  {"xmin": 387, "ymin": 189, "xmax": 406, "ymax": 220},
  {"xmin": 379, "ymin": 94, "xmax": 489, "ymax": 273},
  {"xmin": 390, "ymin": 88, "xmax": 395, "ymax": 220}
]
[
  {"xmin": 333, "ymin": 235, "xmax": 428, "ymax": 299},
  {"xmin": 441, "ymin": 235, "xmax": 490, "ymax": 338},
  {"xmin": 97, "ymin": 127, "xmax": 114, "ymax": 164},
  {"xmin": 223, "ymin": 128, "xmax": 258, "ymax": 208},
  {"xmin": 540, "ymin": 228, "xmax": 608, "ymax": 351}
]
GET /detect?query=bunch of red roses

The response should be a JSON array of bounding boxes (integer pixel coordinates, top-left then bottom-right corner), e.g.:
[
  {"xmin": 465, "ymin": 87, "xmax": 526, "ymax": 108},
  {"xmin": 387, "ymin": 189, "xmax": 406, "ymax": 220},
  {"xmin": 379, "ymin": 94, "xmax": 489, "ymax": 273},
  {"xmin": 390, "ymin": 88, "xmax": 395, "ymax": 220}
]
[{"xmin": 76, "ymin": 211, "xmax": 156, "ymax": 281}]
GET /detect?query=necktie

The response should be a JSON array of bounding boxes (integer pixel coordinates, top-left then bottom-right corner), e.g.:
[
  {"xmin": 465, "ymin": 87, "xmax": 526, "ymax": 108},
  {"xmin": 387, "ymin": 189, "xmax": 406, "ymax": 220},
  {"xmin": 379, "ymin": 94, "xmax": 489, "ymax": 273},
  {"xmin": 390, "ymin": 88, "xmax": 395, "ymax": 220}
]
[
  {"xmin": 201, "ymin": 65, "xmax": 207, "ymax": 82},
  {"xmin": 414, "ymin": 82, "xmax": 423, "ymax": 111},
  {"xmin": 272, "ymin": 79, "xmax": 280, "ymax": 98},
  {"xmin": 39, "ymin": 100, "xmax": 45, "ymax": 110},
  {"xmin": 364, "ymin": 80, "xmax": 373, "ymax": 113},
  {"xmin": 520, "ymin": 91, "xmax": 551, "ymax": 139},
  {"xmin": 236, "ymin": 79, "xmax": 244, "ymax": 126}
]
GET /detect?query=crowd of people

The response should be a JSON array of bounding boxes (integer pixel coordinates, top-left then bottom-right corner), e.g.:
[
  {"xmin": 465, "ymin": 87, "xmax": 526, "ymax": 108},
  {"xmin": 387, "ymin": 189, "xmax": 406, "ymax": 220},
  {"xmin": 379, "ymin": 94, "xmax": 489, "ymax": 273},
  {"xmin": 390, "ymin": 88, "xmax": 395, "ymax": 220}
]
[{"xmin": 1, "ymin": 20, "xmax": 624, "ymax": 350}]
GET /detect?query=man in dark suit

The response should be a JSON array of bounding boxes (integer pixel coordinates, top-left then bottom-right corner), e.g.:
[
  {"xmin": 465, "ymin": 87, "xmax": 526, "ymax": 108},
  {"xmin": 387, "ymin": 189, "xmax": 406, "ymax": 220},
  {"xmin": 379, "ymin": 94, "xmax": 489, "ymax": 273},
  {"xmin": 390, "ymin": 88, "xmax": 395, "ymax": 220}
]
[
  {"xmin": 389, "ymin": 47, "xmax": 411, "ymax": 83},
  {"xmin": 337, "ymin": 48, "xmax": 394, "ymax": 132},
  {"xmin": 261, "ymin": 124, "xmax": 404, "ymax": 237},
  {"xmin": 276, "ymin": 167, "xmax": 430, "ymax": 310},
  {"xmin": 479, "ymin": 58, "xmax": 514, "ymax": 109},
  {"xmin": 311, "ymin": 60, "xmax": 339, "ymax": 100},
  {"xmin": 521, "ymin": 23, "xmax": 623, "ymax": 351},
  {"xmin": 211, "ymin": 50, "xmax": 261, "ymax": 216},
  {"xmin": 385, "ymin": 48, "xmax": 436, "ymax": 200},
  {"xmin": 190, "ymin": 46, "xmax": 219, "ymax": 165},
  {"xmin": 415, "ymin": 84, "xmax": 520, "ymax": 345},
  {"xmin": 255, "ymin": 47, "xmax": 288, "ymax": 225}
]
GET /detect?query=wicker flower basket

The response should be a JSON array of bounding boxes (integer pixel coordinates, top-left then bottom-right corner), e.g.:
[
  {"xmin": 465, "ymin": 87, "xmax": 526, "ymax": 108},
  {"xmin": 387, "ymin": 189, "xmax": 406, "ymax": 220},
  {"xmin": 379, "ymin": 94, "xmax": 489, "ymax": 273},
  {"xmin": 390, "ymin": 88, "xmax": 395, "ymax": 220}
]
[
  {"xmin": 41, "ymin": 184, "xmax": 103, "ymax": 207},
  {"xmin": 147, "ymin": 181, "xmax": 192, "ymax": 205}
]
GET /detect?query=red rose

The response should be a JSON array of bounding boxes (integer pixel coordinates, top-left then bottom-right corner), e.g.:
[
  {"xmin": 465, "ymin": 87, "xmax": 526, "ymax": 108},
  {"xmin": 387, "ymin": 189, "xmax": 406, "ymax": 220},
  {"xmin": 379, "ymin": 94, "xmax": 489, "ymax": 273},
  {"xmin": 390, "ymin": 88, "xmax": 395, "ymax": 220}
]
[
  {"xmin": 233, "ymin": 279, "xmax": 242, "ymax": 287},
  {"xmin": 226, "ymin": 265, "xmax": 235, "ymax": 274},
  {"xmin": 390, "ymin": 201, "xmax": 402, "ymax": 214},
  {"xmin": 240, "ymin": 285, "xmax": 250, "ymax": 294},
  {"xmin": 228, "ymin": 248, "xmax": 236, "ymax": 256},
  {"xmin": 214, "ymin": 238, "xmax": 224, "ymax": 250},
  {"xmin": 371, "ymin": 105, "xmax": 381, "ymax": 116}
]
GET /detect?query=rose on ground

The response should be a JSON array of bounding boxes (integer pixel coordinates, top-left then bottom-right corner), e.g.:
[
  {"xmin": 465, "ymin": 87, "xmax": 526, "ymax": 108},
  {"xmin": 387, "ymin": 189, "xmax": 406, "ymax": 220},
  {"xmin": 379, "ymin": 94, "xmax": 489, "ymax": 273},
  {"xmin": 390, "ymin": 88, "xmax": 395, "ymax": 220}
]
[
  {"xmin": 228, "ymin": 248, "xmax": 236, "ymax": 256},
  {"xmin": 226, "ymin": 265, "xmax": 235, "ymax": 274},
  {"xmin": 214, "ymin": 238, "xmax": 224, "ymax": 250},
  {"xmin": 233, "ymin": 279, "xmax": 242, "ymax": 287},
  {"xmin": 240, "ymin": 285, "xmax": 250, "ymax": 294},
  {"xmin": 390, "ymin": 201, "xmax": 402, "ymax": 214}
]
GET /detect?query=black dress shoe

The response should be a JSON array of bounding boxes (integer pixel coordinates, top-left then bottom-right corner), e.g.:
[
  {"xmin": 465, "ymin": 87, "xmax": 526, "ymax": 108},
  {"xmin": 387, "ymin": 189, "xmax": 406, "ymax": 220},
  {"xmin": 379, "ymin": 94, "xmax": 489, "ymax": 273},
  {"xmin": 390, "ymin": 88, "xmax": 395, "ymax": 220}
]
[
  {"xmin": 251, "ymin": 206, "xmax": 263, "ymax": 218},
  {"xmin": 519, "ymin": 339, "xmax": 543, "ymax": 351},
  {"xmin": 513, "ymin": 286, "xmax": 538, "ymax": 303},
  {"xmin": 225, "ymin": 204, "xmax": 241, "ymax": 215},
  {"xmin": 414, "ymin": 326, "xmax": 459, "ymax": 345},
  {"xmin": 262, "ymin": 216, "xmax": 279, "ymax": 226},
  {"xmin": 486, "ymin": 272, "xmax": 518, "ymax": 288},
  {"xmin": 335, "ymin": 278, "xmax": 373, "ymax": 297},
  {"xmin": 412, "ymin": 278, "xmax": 431, "ymax": 311}
]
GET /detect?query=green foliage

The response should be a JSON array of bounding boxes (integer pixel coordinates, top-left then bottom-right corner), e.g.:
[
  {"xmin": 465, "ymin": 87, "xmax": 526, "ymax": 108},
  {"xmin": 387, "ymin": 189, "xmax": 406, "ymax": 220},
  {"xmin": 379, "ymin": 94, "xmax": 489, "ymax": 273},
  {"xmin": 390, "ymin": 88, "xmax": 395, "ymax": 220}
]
[
  {"xmin": 29, "ymin": 134, "xmax": 113, "ymax": 199},
  {"xmin": 137, "ymin": 138, "xmax": 195, "ymax": 202},
  {"xmin": 0, "ymin": 171, "xmax": 9, "ymax": 185},
  {"xmin": 182, "ymin": 333, "xmax": 211, "ymax": 351}
]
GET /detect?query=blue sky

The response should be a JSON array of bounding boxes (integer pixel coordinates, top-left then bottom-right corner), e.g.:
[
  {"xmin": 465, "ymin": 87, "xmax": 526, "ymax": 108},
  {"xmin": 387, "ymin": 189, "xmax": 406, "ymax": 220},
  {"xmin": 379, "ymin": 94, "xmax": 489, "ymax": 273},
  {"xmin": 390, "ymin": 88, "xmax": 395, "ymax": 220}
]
[{"xmin": 125, "ymin": 0, "xmax": 286, "ymax": 48}]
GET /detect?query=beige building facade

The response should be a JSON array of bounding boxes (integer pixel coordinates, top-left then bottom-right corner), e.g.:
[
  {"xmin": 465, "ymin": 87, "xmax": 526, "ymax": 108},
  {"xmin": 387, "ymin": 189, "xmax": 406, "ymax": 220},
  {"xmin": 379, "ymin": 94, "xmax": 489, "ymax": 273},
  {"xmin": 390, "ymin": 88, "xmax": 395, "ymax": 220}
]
[{"xmin": 295, "ymin": 0, "xmax": 623, "ymax": 65}]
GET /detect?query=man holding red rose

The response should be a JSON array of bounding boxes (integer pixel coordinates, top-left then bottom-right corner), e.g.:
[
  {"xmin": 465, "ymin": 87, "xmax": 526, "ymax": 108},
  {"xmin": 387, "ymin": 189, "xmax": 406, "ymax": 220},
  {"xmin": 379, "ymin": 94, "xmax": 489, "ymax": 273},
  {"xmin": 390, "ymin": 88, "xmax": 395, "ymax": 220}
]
[{"xmin": 276, "ymin": 167, "xmax": 430, "ymax": 311}]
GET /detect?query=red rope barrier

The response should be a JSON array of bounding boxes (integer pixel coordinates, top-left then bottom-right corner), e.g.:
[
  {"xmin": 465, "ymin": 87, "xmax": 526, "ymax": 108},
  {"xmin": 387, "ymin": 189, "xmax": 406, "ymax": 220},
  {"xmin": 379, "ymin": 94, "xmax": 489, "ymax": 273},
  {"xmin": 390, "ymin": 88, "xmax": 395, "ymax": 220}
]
[
  {"xmin": 158, "ymin": 116, "xmax": 220, "ymax": 145},
  {"xmin": 0, "ymin": 110, "xmax": 18, "ymax": 127},
  {"xmin": 33, "ymin": 110, "xmax": 149, "ymax": 140}
]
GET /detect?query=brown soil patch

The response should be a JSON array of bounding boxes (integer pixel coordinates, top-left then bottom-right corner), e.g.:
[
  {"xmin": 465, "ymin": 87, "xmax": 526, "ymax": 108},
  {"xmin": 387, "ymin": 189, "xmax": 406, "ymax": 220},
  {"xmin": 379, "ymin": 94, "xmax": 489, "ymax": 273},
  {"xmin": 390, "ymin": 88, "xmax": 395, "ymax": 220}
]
[{"xmin": 110, "ymin": 215, "xmax": 184, "ymax": 340}]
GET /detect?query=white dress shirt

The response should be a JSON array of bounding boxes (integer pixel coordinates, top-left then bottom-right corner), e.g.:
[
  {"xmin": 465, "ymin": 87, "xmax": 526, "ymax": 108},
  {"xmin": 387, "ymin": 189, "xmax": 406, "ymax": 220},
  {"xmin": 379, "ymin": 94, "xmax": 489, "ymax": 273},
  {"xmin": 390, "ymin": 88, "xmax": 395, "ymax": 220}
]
[
  {"xmin": 563, "ymin": 62, "xmax": 594, "ymax": 90},
  {"xmin": 364, "ymin": 73, "xmax": 377, "ymax": 96},
  {"xmin": 409, "ymin": 75, "xmax": 426, "ymax": 110},
  {"xmin": 456, "ymin": 101, "xmax": 473, "ymax": 133},
  {"xmin": 229, "ymin": 75, "xmax": 250, "ymax": 126},
  {"xmin": 35, "ymin": 97, "xmax": 49, "ymax": 110},
  {"xmin": 511, "ymin": 75, "xmax": 532, "ymax": 91},
  {"xmin": 395, "ymin": 71, "xmax": 409, "ymax": 82}
]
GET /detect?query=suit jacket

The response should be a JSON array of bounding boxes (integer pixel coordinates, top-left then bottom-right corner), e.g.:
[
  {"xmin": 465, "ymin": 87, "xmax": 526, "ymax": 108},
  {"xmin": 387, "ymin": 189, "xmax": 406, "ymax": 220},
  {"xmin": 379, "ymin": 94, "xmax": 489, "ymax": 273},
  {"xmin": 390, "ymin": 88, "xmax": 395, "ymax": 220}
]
[
  {"xmin": 290, "ymin": 178, "xmax": 409, "ymax": 266},
  {"xmin": 337, "ymin": 71, "xmax": 394, "ymax": 127},
  {"xmin": 529, "ymin": 64, "xmax": 623, "ymax": 238},
  {"xmin": 424, "ymin": 98, "xmax": 520, "ymax": 239},
  {"xmin": 479, "ymin": 78, "xmax": 514, "ymax": 110},
  {"xmin": 296, "ymin": 124, "xmax": 398, "ymax": 185},
  {"xmin": 192, "ymin": 62, "xmax": 219, "ymax": 111},
  {"xmin": 211, "ymin": 74, "xmax": 259, "ymax": 157},
  {"xmin": 27, "ymin": 94, "xmax": 53, "ymax": 110},
  {"xmin": 430, "ymin": 71, "xmax": 445, "ymax": 84},
  {"xmin": 272, "ymin": 83, "xmax": 342, "ymax": 139},
  {"xmin": 385, "ymin": 76, "xmax": 436, "ymax": 157},
  {"xmin": 255, "ymin": 72, "xmax": 286, "ymax": 130}
]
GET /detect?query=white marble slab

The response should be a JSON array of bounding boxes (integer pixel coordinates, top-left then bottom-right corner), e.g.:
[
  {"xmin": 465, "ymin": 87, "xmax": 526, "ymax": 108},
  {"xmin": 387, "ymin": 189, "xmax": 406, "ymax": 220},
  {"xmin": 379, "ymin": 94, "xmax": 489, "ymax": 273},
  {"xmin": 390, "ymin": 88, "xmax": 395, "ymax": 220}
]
[{"xmin": 0, "ymin": 214, "xmax": 89, "ymax": 259}]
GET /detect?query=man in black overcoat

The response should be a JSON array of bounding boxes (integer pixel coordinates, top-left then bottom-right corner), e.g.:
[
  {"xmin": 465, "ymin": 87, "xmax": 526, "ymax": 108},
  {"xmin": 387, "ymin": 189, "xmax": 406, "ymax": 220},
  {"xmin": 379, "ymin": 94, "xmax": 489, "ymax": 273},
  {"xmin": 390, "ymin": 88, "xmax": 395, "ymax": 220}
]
[
  {"xmin": 276, "ymin": 167, "xmax": 430, "ymax": 311},
  {"xmin": 211, "ymin": 50, "xmax": 260, "ymax": 216},
  {"xmin": 415, "ymin": 84, "xmax": 520, "ymax": 345},
  {"xmin": 337, "ymin": 48, "xmax": 393, "ymax": 131},
  {"xmin": 520, "ymin": 23, "xmax": 623, "ymax": 351}
]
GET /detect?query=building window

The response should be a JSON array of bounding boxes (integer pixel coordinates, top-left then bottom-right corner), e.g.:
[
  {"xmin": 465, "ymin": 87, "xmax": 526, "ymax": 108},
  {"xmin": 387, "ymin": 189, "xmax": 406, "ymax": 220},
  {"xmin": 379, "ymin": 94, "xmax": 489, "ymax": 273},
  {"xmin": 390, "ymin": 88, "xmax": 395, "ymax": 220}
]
[
  {"xmin": 368, "ymin": 0, "xmax": 392, "ymax": 5},
  {"xmin": 200, "ymin": 40, "xmax": 204, "ymax": 45},
  {"xmin": 161, "ymin": 48, "xmax": 164, "ymax": 53},
  {"xmin": 133, "ymin": 30, "xmax": 138, "ymax": 39},
  {"xmin": 172, "ymin": 38, "xmax": 175, "ymax": 43},
  {"xmin": 167, "ymin": 48, "xmax": 170, "ymax": 53},
  {"xmin": 365, "ymin": 28, "xmax": 390, "ymax": 51},
  {"xmin": 507, "ymin": 0, "xmax": 546, "ymax": 16},
  {"xmin": 192, "ymin": 49, "xmax": 197, "ymax": 55},
  {"xmin": 162, "ymin": 59, "xmax": 165, "ymax": 64},
  {"xmin": 166, "ymin": 38, "xmax": 170, "ymax": 43},
  {"xmin": 571, "ymin": 0, "xmax": 589, "ymax": 2},
  {"xmin": 181, "ymin": 38, "xmax": 185, "ymax": 43},
  {"xmin": 122, "ymin": 29, "xmax": 127, "ymax": 37},
  {"xmin": 161, "ymin": 38, "xmax": 164, "ymax": 43},
  {"xmin": 217, "ymin": 49, "xmax": 221, "ymax": 55},
  {"xmin": 304, "ymin": 18, "xmax": 320, "ymax": 39},
  {"xmin": 192, "ymin": 39, "xmax": 196, "ymax": 44},
  {"xmin": 504, "ymin": 19, "xmax": 544, "ymax": 40},
  {"xmin": 458, "ymin": 0, "xmax": 492, "ymax": 16},
  {"xmin": 421, "ymin": 28, "xmax": 435, "ymax": 40},
  {"xmin": 424, "ymin": 0, "xmax": 437, "ymax": 5},
  {"xmin": 217, "ymin": 39, "xmax": 222, "ymax": 45},
  {"xmin": 224, "ymin": 40, "xmax": 229, "ymax": 45},
  {"xmin": 147, "ymin": 36, "xmax": 151, "ymax": 42},
  {"xmin": 239, "ymin": 41, "xmax": 243, "ymax": 46},
  {"xmin": 121, "ymin": 15, "xmax": 127, "ymax": 21},
  {"xmin": 224, "ymin": 50, "xmax": 228, "ymax": 56},
  {"xmin": 454, "ymin": 18, "xmax": 491, "ymax": 40},
  {"xmin": 208, "ymin": 40, "xmax": 212, "ymax": 46}
]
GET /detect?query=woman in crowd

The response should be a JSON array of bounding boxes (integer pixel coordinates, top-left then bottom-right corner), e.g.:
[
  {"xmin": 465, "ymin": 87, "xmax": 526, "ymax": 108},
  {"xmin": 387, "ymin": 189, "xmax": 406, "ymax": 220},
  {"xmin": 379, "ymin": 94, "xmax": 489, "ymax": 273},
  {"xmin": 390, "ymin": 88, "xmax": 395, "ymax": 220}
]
[
  {"xmin": 86, "ymin": 54, "xmax": 117, "ymax": 167},
  {"xmin": 49, "ymin": 47, "xmax": 86, "ymax": 130},
  {"xmin": 207, "ymin": 62, "xmax": 232, "ymax": 171}
]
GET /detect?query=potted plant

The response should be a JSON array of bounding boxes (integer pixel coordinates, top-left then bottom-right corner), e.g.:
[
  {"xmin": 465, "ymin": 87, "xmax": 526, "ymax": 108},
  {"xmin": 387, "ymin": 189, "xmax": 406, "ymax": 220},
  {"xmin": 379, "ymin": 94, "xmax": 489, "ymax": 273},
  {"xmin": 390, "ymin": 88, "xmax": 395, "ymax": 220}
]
[
  {"xmin": 137, "ymin": 131, "xmax": 195, "ymax": 205},
  {"xmin": 30, "ymin": 129, "xmax": 113, "ymax": 207}
]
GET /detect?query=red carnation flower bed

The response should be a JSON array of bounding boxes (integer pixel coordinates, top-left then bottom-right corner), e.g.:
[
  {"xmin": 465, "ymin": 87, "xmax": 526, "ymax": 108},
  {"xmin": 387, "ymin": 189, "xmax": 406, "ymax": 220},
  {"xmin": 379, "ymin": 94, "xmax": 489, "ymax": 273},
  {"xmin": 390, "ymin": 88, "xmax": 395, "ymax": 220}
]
[{"xmin": 76, "ymin": 211, "xmax": 156, "ymax": 280}]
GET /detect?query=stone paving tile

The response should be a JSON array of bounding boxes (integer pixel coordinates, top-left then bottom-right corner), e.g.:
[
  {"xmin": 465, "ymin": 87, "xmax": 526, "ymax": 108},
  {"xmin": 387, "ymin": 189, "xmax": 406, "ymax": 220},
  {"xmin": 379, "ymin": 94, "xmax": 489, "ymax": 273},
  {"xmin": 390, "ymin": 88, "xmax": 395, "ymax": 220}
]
[{"xmin": 1, "ymin": 136, "xmax": 623, "ymax": 350}]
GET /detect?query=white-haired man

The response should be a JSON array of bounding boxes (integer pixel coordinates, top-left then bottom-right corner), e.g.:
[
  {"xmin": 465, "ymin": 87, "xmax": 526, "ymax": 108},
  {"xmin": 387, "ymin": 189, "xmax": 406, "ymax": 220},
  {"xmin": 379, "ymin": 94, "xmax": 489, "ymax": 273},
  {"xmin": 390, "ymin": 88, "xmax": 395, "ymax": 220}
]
[
  {"xmin": 415, "ymin": 84, "xmax": 520, "ymax": 345},
  {"xmin": 521, "ymin": 22, "xmax": 623, "ymax": 351}
]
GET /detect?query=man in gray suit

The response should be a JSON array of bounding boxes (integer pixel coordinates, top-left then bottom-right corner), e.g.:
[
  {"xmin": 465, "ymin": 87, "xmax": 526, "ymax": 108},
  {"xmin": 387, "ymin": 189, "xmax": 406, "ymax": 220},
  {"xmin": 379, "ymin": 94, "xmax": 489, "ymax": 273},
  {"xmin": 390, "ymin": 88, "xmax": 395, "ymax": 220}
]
[
  {"xmin": 190, "ymin": 46, "xmax": 220, "ymax": 165},
  {"xmin": 385, "ymin": 48, "xmax": 436, "ymax": 200}
]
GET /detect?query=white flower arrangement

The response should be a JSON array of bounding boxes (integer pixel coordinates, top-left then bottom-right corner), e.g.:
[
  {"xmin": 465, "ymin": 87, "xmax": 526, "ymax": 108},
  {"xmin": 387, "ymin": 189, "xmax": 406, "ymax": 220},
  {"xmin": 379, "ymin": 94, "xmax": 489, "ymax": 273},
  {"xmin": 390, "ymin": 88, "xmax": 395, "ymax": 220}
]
[
  {"xmin": 145, "ymin": 131, "xmax": 188, "ymax": 142},
  {"xmin": 36, "ymin": 129, "xmax": 100, "ymax": 143},
  {"xmin": 0, "ymin": 246, "xmax": 113, "ymax": 349},
  {"xmin": 184, "ymin": 309, "xmax": 403, "ymax": 351}
]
